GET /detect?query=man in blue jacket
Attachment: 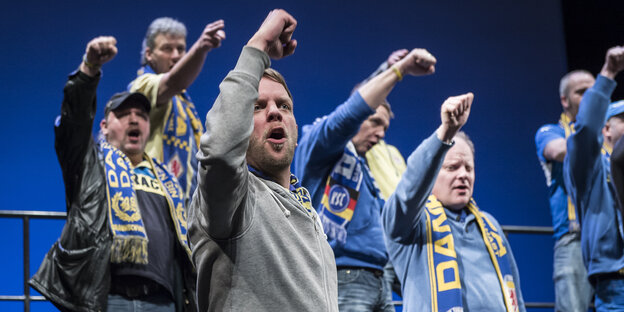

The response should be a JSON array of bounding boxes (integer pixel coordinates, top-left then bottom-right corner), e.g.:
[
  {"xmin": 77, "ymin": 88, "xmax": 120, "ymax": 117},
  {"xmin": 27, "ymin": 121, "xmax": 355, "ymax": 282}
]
[
  {"xmin": 381, "ymin": 93, "xmax": 525, "ymax": 312},
  {"xmin": 295, "ymin": 48, "xmax": 436, "ymax": 311},
  {"xmin": 564, "ymin": 45, "xmax": 624, "ymax": 311}
]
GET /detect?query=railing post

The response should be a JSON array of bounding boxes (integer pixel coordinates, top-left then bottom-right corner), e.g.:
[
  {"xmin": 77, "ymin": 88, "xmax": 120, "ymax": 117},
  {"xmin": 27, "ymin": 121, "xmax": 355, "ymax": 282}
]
[{"xmin": 23, "ymin": 216, "xmax": 30, "ymax": 312}]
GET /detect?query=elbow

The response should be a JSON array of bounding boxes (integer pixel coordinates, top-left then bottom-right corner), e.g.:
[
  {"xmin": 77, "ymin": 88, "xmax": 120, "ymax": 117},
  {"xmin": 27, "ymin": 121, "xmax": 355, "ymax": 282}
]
[{"xmin": 382, "ymin": 205, "xmax": 415, "ymax": 243}]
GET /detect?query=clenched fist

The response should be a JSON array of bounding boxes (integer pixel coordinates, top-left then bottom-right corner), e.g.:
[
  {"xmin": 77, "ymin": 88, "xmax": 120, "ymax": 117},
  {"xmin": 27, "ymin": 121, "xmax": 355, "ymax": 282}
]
[
  {"xmin": 247, "ymin": 9, "xmax": 297, "ymax": 60},
  {"xmin": 438, "ymin": 92, "xmax": 474, "ymax": 142}
]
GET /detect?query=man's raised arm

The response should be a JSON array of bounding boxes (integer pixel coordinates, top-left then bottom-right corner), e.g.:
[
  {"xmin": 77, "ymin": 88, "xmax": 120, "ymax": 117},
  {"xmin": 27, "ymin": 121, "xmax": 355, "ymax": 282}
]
[
  {"xmin": 156, "ymin": 20, "xmax": 226, "ymax": 105},
  {"xmin": 383, "ymin": 93, "xmax": 473, "ymax": 242},
  {"xmin": 191, "ymin": 9, "xmax": 296, "ymax": 239},
  {"xmin": 56, "ymin": 36, "xmax": 117, "ymax": 207},
  {"xmin": 358, "ymin": 48, "xmax": 436, "ymax": 110},
  {"xmin": 565, "ymin": 46, "xmax": 624, "ymax": 208}
]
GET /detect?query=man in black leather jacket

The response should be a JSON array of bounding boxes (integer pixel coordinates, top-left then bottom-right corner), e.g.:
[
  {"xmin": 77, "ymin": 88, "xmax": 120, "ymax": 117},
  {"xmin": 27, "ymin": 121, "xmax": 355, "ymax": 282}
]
[{"xmin": 29, "ymin": 36, "xmax": 197, "ymax": 312}]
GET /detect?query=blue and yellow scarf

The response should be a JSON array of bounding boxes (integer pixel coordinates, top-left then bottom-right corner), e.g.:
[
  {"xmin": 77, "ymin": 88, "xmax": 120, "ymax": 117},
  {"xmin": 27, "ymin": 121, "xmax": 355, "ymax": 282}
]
[
  {"xmin": 424, "ymin": 195, "xmax": 519, "ymax": 312},
  {"xmin": 318, "ymin": 142, "xmax": 381, "ymax": 244},
  {"xmin": 101, "ymin": 140, "xmax": 190, "ymax": 264},
  {"xmin": 559, "ymin": 113, "xmax": 580, "ymax": 231},
  {"xmin": 135, "ymin": 65, "xmax": 203, "ymax": 199}
]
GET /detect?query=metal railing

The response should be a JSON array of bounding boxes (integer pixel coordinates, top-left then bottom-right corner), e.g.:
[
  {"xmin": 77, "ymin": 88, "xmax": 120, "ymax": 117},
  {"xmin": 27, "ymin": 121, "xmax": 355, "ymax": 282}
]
[
  {"xmin": 501, "ymin": 225, "xmax": 555, "ymax": 310},
  {"xmin": 0, "ymin": 210, "xmax": 556, "ymax": 311},
  {"xmin": 0, "ymin": 210, "xmax": 67, "ymax": 312}
]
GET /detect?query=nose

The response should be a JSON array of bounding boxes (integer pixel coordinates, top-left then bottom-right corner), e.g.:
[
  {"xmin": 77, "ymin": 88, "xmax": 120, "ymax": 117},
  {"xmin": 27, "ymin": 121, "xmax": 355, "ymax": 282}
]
[
  {"xmin": 171, "ymin": 49, "xmax": 182, "ymax": 62},
  {"xmin": 377, "ymin": 128, "xmax": 386, "ymax": 139},
  {"xmin": 456, "ymin": 166, "xmax": 469, "ymax": 180},
  {"xmin": 266, "ymin": 103, "xmax": 283, "ymax": 122},
  {"xmin": 128, "ymin": 111, "xmax": 139, "ymax": 124},
  {"xmin": 374, "ymin": 127, "xmax": 386, "ymax": 140}
]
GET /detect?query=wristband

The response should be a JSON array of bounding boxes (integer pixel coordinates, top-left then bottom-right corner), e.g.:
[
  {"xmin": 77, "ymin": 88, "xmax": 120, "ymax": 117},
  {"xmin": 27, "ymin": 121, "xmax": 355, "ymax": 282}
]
[
  {"xmin": 82, "ymin": 54, "xmax": 101, "ymax": 70},
  {"xmin": 392, "ymin": 66, "xmax": 403, "ymax": 81}
]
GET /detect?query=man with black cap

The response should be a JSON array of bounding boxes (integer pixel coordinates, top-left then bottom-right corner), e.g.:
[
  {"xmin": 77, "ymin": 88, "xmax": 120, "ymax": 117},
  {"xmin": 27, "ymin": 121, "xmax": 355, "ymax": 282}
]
[{"xmin": 30, "ymin": 36, "xmax": 196, "ymax": 312}]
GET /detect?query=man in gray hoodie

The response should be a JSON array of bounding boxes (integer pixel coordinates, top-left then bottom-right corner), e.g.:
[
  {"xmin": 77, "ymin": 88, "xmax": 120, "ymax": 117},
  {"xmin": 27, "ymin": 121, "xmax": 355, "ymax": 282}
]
[{"xmin": 188, "ymin": 9, "xmax": 338, "ymax": 312}]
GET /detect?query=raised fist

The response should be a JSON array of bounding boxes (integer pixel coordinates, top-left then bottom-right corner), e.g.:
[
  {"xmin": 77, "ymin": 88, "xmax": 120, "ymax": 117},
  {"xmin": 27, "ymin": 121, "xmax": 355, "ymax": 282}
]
[
  {"xmin": 601, "ymin": 45, "xmax": 624, "ymax": 79},
  {"xmin": 198, "ymin": 19, "xmax": 226, "ymax": 51},
  {"xmin": 438, "ymin": 92, "xmax": 474, "ymax": 142},
  {"xmin": 396, "ymin": 48, "xmax": 436, "ymax": 77},
  {"xmin": 84, "ymin": 36, "xmax": 117, "ymax": 68},
  {"xmin": 247, "ymin": 9, "xmax": 297, "ymax": 60}
]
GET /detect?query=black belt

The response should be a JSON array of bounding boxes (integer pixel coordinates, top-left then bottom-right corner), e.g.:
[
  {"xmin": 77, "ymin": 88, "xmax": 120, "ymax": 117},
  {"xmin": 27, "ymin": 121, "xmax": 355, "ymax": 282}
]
[
  {"xmin": 337, "ymin": 266, "xmax": 384, "ymax": 277},
  {"xmin": 109, "ymin": 275, "xmax": 171, "ymax": 300},
  {"xmin": 593, "ymin": 268, "xmax": 624, "ymax": 283}
]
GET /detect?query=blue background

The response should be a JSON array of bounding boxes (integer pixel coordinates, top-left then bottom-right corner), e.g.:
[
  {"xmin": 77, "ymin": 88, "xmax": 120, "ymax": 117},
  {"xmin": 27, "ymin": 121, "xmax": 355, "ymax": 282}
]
[{"xmin": 0, "ymin": 0, "xmax": 585, "ymax": 310}]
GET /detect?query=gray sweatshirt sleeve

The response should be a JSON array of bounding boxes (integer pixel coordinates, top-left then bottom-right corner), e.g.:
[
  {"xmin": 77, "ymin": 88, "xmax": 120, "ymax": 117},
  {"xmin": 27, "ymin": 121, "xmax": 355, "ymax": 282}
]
[
  {"xmin": 190, "ymin": 46, "xmax": 270, "ymax": 240},
  {"xmin": 382, "ymin": 132, "xmax": 451, "ymax": 243}
]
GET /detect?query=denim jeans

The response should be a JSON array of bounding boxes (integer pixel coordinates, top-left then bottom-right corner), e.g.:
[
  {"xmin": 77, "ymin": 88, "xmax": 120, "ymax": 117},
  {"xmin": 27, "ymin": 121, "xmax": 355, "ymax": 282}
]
[
  {"xmin": 553, "ymin": 232, "xmax": 593, "ymax": 312},
  {"xmin": 337, "ymin": 268, "xmax": 395, "ymax": 312},
  {"xmin": 383, "ymin": 262, "xmax": 402, "ymax": 297},
  {"xmin": 107, "ymin": 294, "xmax": 175, "ymax": 312}
]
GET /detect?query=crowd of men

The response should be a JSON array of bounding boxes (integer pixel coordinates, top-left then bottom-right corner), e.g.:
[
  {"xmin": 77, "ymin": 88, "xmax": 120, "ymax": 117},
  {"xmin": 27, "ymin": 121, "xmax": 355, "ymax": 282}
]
[{"xmin": 27, "ymin": 8, "xmax": 624, "ymax": 312}]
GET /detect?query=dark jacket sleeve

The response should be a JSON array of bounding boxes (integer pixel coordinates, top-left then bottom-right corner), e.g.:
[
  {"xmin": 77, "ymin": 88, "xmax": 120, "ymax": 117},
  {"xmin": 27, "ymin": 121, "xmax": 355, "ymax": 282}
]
[
  {"xmin": 54, "ymin": 70, "xmax": 100, "ymax": 211},
  {"xmin": 564, "ymin": 75, "xmax": 616, "ymax": 218}
]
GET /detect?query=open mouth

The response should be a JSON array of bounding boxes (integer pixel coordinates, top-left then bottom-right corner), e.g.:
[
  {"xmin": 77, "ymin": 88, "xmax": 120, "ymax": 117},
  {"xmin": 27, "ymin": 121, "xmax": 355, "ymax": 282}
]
[
  {"xmin": 128, "ymin": 129, "xmax": 141, "ymax": 141},
  {"xmin": 453, "ymin": 185, "xmax": 469, "ymax": 192},
  {"xmin": 267, "ymin": 128, "xmax": 286, "ymax": 142}
]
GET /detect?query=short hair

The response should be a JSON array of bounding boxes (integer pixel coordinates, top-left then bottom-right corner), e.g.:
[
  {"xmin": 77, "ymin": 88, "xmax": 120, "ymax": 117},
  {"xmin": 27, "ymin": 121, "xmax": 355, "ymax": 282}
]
[
  {"xmin": 559, "ymin": 70, "xmax": 593, "ymax": 98},
  {"xmin": 378, "ymin": 101, "xmax": 395, "ymax": 119},
  {"xmin": 262, "ymin": 68, "xmax": 293, "ymax": 101},
  {"xmin": 141, "ymin": 17, "xmax": 187, "ymax": 66},
  {"xmin": 454, "ymin": 131, "xmax": 475, "ymax": 156}
]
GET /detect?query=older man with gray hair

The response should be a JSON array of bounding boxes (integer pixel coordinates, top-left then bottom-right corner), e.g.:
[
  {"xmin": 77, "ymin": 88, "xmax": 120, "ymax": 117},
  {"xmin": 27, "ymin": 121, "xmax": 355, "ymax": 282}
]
[{"xmin": 129, "ymin": 17, "xmax": 225, "ymax": 201}]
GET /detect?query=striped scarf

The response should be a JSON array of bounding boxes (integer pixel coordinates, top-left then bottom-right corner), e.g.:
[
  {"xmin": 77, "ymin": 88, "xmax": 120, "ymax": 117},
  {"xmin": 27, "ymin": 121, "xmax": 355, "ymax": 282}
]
[
  {"xmin": 101, "ymin": 140, "xmax": 191, "ymax": 264},
  {"xmin": 559, "ymin": 113, "xmax": 581, "ymax": 231},
  {"xmin": 135, "ymin": 65, "xmax": 203, "ymax": 199},
  {"xmin": 317, "ymin": 142, "xmax": 381, "ymax": 244},
  {"xmin": 424, "ymin": 195, "xmax": 519, "ymax": 312}
]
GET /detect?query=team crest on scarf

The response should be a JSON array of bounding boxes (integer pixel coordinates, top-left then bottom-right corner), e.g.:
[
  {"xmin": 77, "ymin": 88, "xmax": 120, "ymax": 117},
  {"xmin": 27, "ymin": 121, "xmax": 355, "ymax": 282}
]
[
  {"xmin": 424, "ymin": 195, "xmax": 519, "ymax": 312},
  {"xmin": 100, "ymin": 139, "xmax": 191, "ymax": 264},
  {"xmin": 318, "ymin": 142, "xmax": 363, "ymax": 245}
]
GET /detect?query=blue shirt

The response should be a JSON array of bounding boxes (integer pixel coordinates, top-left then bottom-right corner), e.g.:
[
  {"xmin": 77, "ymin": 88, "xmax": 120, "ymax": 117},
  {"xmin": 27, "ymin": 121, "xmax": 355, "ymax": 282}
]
[
  {"xmin": 294, "ymin": 92, "xmax": 388, "ymax": 270},
  {"xmin": 382, "ymin": 132, "xmax": 525, "ymax": 312},
  {"xmin": 564, "ymin": 75, "xmax": 624, "ymax": 280},
  {"xmin": 535, "ymin": 123, "xmax": 572, "ymax": 240}
]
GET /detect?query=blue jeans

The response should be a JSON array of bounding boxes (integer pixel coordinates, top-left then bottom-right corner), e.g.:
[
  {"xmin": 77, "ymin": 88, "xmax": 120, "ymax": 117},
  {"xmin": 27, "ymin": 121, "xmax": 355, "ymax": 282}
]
[
  {"xmin": 595, "ymin": 277, "xmax": 624, "ymax": 312},
  {"xmin": 553, "ymin": 232, "xmax": 593, "ymax": 312},
  {"xmin": 383, "ymin": 262, "xmax": 402, "ymax": 297},
  {"xmin": 107, "ymin": 294, "xmax": 175, "ymax": 312},
  {"xmin": 337, "ymin": 268, "xmax": 395, "ymax": 312}
]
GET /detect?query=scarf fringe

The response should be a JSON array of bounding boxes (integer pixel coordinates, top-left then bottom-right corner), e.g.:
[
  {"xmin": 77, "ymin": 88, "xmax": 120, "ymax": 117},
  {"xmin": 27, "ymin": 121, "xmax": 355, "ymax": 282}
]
[{"xmin": 110, "ymin": 236, "xmax": 148, "ymax": 264}]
